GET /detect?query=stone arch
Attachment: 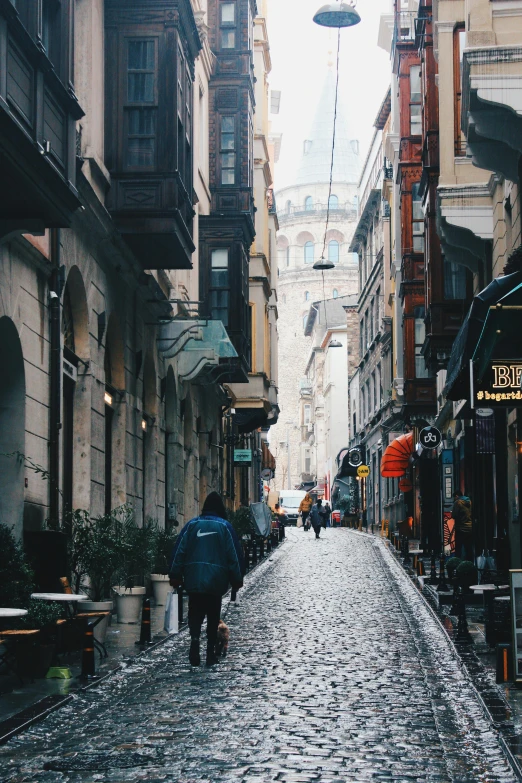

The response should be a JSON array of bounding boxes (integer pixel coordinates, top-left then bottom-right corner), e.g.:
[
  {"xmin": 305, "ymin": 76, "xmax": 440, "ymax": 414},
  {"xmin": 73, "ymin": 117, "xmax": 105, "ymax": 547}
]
[
  {"xmin": 325, "ymin": 229, "xmax": 345, "ymax": 243},
  {"xmin": 63, "ymin": 266, "xmax": 89, "ymax": 360},
  {"xmin": 62, "ymin": 265, "xmax": 91, "ymax": 515},
  {"xmin": 104, "ymin": 312, "xmax": 126, "ymax": 512},
  {"xmin": 182, "ymin": 387, "xmax": 196, "ymax": 521},
  {"xmin": 104, "ymin": 312, "xmax": 125, "ymax": 390},
  {"xmin": 276, "ymin": 235, "xmax": 289, "ymax": 249},
  {"xmin": 164, "ymin": 366, "xmax": 181, "ymax": 527},
  {"xmin": 141, "ymin": 352, "xmax": 158, "ymax": 524},
  {"xmin": 296, "ymin": 231, "xmax": 315, "ymax": 246},
  {"xmin": 0, "ymin": 317, "xmax": 25, "ymax": 538}
]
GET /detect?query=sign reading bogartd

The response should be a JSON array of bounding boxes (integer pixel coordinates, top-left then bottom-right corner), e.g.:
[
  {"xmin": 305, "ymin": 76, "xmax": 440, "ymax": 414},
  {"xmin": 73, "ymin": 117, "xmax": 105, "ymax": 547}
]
[{"xmin": 475, "ymin": 361, "xmax": 522, "ymax": 406}]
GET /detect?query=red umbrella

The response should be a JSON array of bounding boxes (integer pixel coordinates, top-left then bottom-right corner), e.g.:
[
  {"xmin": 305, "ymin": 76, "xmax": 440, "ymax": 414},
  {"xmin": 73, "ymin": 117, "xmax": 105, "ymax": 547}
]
[{"xmin": 380, "ymin": 432, "xmax": 413, "ymax": 478}]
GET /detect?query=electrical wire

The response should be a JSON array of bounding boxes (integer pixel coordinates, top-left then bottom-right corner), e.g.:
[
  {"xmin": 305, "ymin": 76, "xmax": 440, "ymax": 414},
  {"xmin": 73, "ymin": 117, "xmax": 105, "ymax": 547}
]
[{"xmin": 321, "ymin": 26, "xmax": 342, "ymax": 333}]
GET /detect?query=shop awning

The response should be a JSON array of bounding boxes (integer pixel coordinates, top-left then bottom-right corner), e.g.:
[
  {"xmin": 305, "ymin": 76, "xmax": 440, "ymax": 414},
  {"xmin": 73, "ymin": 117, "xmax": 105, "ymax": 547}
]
[
  {"xmin": 444, "ymin": 271, "xmax": 522, "ymax": 400},
  {"xmin": 472, "ymin": 281, "xmax": 522, "ymax": 381},
  {"xmin": 380, "ymin": 432, "xmax": 413, "ymax": 478}
]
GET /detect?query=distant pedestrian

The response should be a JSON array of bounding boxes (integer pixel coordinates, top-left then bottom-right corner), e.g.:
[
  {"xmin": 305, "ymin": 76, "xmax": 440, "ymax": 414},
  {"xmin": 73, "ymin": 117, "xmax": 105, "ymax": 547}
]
[
  {"xmin": 309, "ymin": 498, "xmax": 324, "ymax": 539},
  {"xmin": 299, "ymin": 493, "xmax": 313, "ymax": 531},
  {"xmin": 452, "ymin": 491, "xmax": 473, "ymax": 561},
  {"xmin": 169, "ymin": 492, "xmax": 245, "ymax": 667},
  {"xmin": 274, "ymin": 503, "xmax": 287, "ymax": 540},
  {"xmin": 323, "ymin": 502, "xmax": 331, "ymax": 528}
]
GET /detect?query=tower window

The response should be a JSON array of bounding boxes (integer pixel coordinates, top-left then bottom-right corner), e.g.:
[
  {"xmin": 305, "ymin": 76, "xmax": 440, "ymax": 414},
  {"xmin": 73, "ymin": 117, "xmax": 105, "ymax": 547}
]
[
  {"xmin": 328, "ymin": 240, "xmax": 339, "ymax": 264},
  {"xmin": 305, "ymin": 196, "xmax": 314, "ymax": 211},
  {"xmin": 304, "ymin": 242, "xmax": 314, "ymax": 264},
  {"xmin": 220, "ymin": 2, "xmax": 237, "ymax": 48},
  {"xmin": 328, "ymin": 194, "xmax": 339, "ymax": 209},
  {"xmin": 220, "ymin": 116, "xmax": 236, "ymax": 184}
]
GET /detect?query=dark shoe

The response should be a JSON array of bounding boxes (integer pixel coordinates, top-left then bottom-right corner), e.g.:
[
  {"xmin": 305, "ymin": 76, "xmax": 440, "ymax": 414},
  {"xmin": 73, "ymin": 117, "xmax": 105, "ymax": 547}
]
[
  {"xmin": 189, "ymin": 637, "xmax": 201, "ymax": 666},
  {"xmin": 206, "ymin": 642, "xmax": 219, "ymax": 666}
]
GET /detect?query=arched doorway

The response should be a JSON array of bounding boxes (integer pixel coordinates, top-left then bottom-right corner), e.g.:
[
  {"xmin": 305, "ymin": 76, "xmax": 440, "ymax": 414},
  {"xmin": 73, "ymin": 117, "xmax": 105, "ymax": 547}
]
[
  {"xmin": 142, "ymin": 352, "xmax": 158, "ymax": 524},
  {"xmin": 0, "ymin": 318, "xmax": 26, "ymax": 538},
  {"xmin": 104, "ymin": 313, "xmax": 126, "ymax": 514},
  {"xmin": 61, "ymin": 266, "xmax": 90, "ymax": 517}
]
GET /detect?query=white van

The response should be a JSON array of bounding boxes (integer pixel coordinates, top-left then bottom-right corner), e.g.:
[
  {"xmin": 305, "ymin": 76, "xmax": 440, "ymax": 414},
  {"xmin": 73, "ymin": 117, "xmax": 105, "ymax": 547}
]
[{"xmin": 278, "ymin": 490, "xmax": 307, "ymax": 525}]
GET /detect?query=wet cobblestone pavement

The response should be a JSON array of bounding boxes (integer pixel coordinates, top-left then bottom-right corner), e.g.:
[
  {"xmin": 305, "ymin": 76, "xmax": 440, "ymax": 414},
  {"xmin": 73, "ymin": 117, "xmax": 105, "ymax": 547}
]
[{"xmin": 0, "ymin": 529, "xmax": 518, "ymax": 783}]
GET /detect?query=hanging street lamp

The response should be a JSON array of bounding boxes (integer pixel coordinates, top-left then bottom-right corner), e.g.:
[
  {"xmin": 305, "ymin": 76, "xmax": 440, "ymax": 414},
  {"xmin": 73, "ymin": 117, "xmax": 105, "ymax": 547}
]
[
  {"xmin": 313, "ymin": 257, "xmax": 335, "ymax": 271},
  {"xmin": 328, "ymin": 338, "xmax": 343, "ymax": 348},
  {"xmin": 313, "ymin": 2, "xmax": 361, "ymax": 28}
]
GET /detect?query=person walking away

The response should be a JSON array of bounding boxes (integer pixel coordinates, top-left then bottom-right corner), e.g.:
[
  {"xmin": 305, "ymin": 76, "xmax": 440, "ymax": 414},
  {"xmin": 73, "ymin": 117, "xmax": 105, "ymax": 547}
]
[
  {"xmin": 452, "ymin": 491, "xmax": 473, "ymax": 561},
  {"xmin": 169, "ymin": 492, "xmax": 245, "ymax": 667},
  {"xmin": 310, "ymin": 499, "xmax": 324, "ymax": 539},
  {"xmin": 274, "ymin": 503, "xmax": 287, "ymax": 540},
  {"xmin": 323, "ymin": 502, "xmax": 331, "ymax": 528},
  {"xmin": 299, "ymin": 493, "xmax": 313, "ymax": 531}
]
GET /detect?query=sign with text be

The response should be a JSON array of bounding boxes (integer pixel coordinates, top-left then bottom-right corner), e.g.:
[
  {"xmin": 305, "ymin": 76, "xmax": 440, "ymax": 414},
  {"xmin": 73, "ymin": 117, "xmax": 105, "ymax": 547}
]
[{"xmin": 474, "ymin": 361, "xmax": 522, "ymax": 407}]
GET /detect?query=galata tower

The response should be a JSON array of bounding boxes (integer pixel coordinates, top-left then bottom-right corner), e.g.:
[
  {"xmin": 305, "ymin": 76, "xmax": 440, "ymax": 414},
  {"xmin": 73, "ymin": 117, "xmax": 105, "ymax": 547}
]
[{"xmin": 272, "ymin": 68, "xmax": 360, "ymax": 490}]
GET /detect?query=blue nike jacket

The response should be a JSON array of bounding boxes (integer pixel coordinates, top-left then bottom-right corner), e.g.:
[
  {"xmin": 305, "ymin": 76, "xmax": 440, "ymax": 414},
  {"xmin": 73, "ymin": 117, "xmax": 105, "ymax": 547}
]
[{"xmin": 169, "ymin": 514, "xmax": 245, "ymax": 596}]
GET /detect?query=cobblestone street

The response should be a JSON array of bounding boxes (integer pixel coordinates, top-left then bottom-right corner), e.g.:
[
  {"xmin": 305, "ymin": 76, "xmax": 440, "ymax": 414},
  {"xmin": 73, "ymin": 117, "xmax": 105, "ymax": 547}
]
[{"xmin": 1, "ymin": 529, "xmax": 517, "ymax": 783}]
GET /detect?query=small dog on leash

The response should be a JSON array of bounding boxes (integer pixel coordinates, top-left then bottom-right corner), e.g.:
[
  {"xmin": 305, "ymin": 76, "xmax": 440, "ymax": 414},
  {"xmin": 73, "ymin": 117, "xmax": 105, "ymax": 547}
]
[{"xmin": 215, "ymin": 618, "xmax": 230, "ymax": 657}]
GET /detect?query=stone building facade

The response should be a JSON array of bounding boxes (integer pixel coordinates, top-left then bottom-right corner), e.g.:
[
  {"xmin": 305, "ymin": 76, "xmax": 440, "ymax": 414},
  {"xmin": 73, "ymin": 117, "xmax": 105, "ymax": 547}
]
[
  {"xmin": 271, "ymin": 69, "xmax": 359, "ymax": 491},
  {"xmin": 0, "ymin": 0, "xmax": 278, "ymax": 541}
]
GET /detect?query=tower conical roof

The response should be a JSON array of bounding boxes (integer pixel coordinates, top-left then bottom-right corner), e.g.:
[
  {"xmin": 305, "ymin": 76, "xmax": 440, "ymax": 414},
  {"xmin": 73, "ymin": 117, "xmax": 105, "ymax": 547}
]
[{"xmin": 295, "ymin": 69, "xmax": 360, "ymax": 187}]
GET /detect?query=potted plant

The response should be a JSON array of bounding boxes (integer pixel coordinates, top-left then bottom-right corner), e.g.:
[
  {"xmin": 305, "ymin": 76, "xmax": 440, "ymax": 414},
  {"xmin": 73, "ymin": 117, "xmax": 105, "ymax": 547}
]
[
  {"xmin": 150, "ymin": 523, "xmax": 177, "ymax": 606},
  {"xmin": 112, "ymin": 509, "xmax": 155, "ymax": 624},
  {"xmin": 0, "ymin": 523, "xmax": 34, "ymax": 608},
  {"xmin": 445, "ymin": 557, "xmax": 462, "ymax": 580},
  {"xmin": 70, "ymin": 510, "xmax": 126, "ymax": 643},
  {"xmin": 456, "ymin": 560, "xmax": 478, "ymax": 593},
  {"xmin": 14, "ymin": 599, "xmax": 63, "ymax": 678}
]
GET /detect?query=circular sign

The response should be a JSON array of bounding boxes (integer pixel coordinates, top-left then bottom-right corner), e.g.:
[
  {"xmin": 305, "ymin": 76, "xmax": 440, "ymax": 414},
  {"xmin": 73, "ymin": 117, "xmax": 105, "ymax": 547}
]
[
  {"xmin": 357, "ymin": 465, "xmax": 370, "ymax": 478},
  {"xmin": 349, "ymin": 447, "xmax": 363, "ymax": 467},
  {"xmin": 261, "ymin": 468, "xmax": 274, "ymax": 480},
  {"xmin": 419, "ymin": 426, "xmax": 442, "ymax": 449},
  {"xmin": 398, "ymin": 478, "xmax": 413, "ymax": 492}
]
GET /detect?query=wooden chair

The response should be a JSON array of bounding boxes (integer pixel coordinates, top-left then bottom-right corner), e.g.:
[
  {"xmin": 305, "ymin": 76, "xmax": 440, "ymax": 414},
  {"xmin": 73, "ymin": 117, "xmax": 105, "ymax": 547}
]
[
  {"xmin": 59, "ymin": 577, "xmax": 110, "ymax": 659},
  {"xmin": 0, "ymin": 630, "xmax": 41, "ymax": 684}
]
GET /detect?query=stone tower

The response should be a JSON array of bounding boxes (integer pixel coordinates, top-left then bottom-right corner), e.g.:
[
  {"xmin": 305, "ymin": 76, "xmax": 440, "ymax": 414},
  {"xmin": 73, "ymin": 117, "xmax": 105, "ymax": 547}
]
[{"xmin": 272, "ymin": 69, "xmax": 360, "ymax": 491}]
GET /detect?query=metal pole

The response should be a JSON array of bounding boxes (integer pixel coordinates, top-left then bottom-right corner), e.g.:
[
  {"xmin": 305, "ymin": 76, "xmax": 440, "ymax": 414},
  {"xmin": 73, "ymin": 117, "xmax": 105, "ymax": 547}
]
[
  {"xmin": 48, "ymin": 229, "xmax": 61, "ymax": 530},
  {"xmin": 287, "ymin": 426, "xmax": 291, "ymax": 490}
]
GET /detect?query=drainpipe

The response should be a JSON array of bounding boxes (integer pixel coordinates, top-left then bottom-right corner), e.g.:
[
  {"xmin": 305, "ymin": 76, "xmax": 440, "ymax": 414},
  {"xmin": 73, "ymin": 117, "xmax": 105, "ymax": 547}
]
[{"xmin": 48, "ymin": 229, "xmax": 61, "ymax": 529}]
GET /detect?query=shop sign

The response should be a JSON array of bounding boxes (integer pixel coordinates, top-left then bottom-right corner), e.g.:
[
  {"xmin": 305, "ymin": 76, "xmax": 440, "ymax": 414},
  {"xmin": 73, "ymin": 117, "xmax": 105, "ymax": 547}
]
[
  {"xmin": 357, "ymin": 465, "xmax": 370, "ymax": 478},
  {"xmin": 419, "ymin": 426, "xmax": 442, "ymax": 449},
  {"xmin": 234, "ymin": 449, "xmax": 252, "ymax": 465},
  {"xmin": 474, "ymin": 361, "xmax": 522, "ymax": 407}
]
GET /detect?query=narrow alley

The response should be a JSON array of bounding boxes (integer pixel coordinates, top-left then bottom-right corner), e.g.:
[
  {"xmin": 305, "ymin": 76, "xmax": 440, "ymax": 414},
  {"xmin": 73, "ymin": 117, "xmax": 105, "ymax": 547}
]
[{"xmin": 0, "ymin": 530, "xmax": 516, "ymax": 783}]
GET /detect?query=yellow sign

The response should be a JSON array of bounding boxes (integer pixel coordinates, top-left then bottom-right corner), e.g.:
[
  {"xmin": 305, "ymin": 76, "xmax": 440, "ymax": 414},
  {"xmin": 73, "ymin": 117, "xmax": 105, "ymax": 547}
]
[{"xmin": 357, "ymin": 465, "xmax": 370, "ymax": 478}]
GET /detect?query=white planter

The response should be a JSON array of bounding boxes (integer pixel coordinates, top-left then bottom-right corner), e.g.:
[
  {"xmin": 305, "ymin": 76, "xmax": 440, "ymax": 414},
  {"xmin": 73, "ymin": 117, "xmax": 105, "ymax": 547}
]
[
  {"xmin": 112, "ymin": 586, "xmax": 146, "ymax": 624},
  {"xmin": 150, "ymin": 574, "xmax": 171, "ymax": 606},
  {"xmin": 77, "ymin": 600, "xmax": 113, "ymax": 644}
]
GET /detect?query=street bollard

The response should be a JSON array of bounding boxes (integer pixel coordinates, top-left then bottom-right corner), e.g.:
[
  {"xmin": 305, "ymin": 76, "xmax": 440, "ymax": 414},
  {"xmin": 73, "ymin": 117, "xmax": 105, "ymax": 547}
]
[
  {"xmin": 136, "ymin": 598, "xmax": 153, "ymax": 646},
  {"xmin": 252, "ymin": 540, "xmax": 258, "ymax": 564},
  {"xmin": 496, "ymin": 643, "xmax": 512, "ymax": 683},
  {"xmin": 412, "ymin": 554, "xmax": 419, "ymax": 571},
  {"xmin": 456, "ymin": 590, "xmax": 472, "ymax": 643},
  {"xmin": 243, "ymin": 542, "xmax": 250, "ymax": 571},
  {"xmin": 449, "ymin": 578, "xmax": 460, "ymax": 615},
  {"xmin": 437, "ymin": 557, "xmax": 450, "ymax": 592},
  {"xmin": 81, "ymin": 618, "xmax": 96, "ymax": 679},
  {"xmin": 266, "ymin": 535, "xmax": 272, "ymax": 554},
  {"xmin": 417, "ymin": 559, "xmax": 425, "ymax": 577},
  {"xmin": 428, "ymin": 552, "xmax": 438, "ymax": 585},
  {"xmin": 272, "ymin": 532, "xmax": 278, "ymax": 549},
  {"xmin": 260, "ymin": 539, "xmax": 265, "ymax": 559},
  {"xmin": 403, "ymin": 537, "xmax": 411, "ymax": 566}
]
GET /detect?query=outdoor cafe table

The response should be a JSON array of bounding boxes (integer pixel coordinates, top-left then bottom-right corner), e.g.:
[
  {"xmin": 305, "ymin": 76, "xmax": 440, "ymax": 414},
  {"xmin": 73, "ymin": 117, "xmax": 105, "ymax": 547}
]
[
  {"xmin": 0, "ymin": 609, "xmax": 28, "ymax": 618},
  {"xmin": 30, "ymin": 593, "xmax": 88, "ymax": 618}
]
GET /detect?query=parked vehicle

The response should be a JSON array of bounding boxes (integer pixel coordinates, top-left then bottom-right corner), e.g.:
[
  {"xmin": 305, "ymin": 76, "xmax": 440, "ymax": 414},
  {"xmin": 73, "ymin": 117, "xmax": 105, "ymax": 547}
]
[{"xmin": 277, "ymin": 490, "xmax": 307, "ymax": 525}]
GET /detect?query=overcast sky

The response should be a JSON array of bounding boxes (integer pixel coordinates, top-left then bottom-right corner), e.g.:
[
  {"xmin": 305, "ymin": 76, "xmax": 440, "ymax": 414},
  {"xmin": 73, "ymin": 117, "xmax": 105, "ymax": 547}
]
[{"xmin": 266, "ymin": 0, "xmax": 392, "ymax": 189}]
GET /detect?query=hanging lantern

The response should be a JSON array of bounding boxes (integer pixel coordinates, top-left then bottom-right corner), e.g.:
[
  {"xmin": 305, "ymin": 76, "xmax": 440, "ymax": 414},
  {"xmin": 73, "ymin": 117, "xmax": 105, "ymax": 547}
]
[
  {"xmin": 313, "ymin": 257, "xmax": 335, "ymax": 271},
  {"xmin": 313, "ymin": 2, "xmax": 361, "ymax": 28},
  {"xmin": 329, "ymin": 338, "xmax": 343, "ymax": 348},
  {"xmin": 398, "ymin": 477, "xmax": 413, "ymax": 493}
]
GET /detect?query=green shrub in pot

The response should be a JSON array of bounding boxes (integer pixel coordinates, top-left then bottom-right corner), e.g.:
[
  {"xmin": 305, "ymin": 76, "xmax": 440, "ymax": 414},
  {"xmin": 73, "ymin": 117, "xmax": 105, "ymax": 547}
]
[
  {"xmin": 0, "ymin": 523, "xmax": 34, "ymax": 608},
  {"xmin": 445, "ymin": 557, "xmax": 462, "ymax": 579},
  {"xmin": 150, "ymin": 523, "xmax": 178, "ymax": 606},
  {"xmin": 456, "ymin": 560, "xmax": 478, "ymax": 589}
]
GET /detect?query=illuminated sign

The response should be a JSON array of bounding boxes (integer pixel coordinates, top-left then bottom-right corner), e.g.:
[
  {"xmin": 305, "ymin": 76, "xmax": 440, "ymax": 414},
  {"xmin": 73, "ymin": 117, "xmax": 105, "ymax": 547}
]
[{"xmin": 474, "ymin": 361, "xmax": 522, "ymax": 406}]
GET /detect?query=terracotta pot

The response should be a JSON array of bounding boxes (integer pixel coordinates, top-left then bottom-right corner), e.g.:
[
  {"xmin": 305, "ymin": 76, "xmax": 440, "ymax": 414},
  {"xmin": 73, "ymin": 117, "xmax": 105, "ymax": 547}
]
[
  {"xmin": 112, "ymin": 586, "xmax": 146, "ymax": 624},
  {"xmin": 150, "ymin": 574, "xmax": 171, "ymax": 606}
]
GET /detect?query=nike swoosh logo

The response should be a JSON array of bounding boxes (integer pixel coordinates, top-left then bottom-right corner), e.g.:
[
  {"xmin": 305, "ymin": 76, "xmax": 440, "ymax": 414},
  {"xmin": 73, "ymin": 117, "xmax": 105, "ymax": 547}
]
[{"xmin": 197, "ymin": 530, "xmax": 218, "ymax": 538}]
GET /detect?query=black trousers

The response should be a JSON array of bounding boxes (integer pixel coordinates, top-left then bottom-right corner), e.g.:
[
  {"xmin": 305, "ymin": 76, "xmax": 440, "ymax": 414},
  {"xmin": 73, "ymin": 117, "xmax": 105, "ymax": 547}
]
[{"xmin": 188, "ymin": 594, "xmax": 222, "ymax": 644}]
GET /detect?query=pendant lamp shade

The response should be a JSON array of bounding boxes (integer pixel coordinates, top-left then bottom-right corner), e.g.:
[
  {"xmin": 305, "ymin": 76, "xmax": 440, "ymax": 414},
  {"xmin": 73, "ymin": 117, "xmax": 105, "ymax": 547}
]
[
  {"xmin": 380, "ymin": 432, "xmax": 413, "ymax": 478},
  {"xmin": 313, "ymin": 2, "xmax": 361, "ymax": 28},
  {"xmin": 313, "ymin": 257, "xmax": 335, "ymax": 271},
  {"xmin": 329, "ymin": 339, "xmax": 343, "ymax": 348}
]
